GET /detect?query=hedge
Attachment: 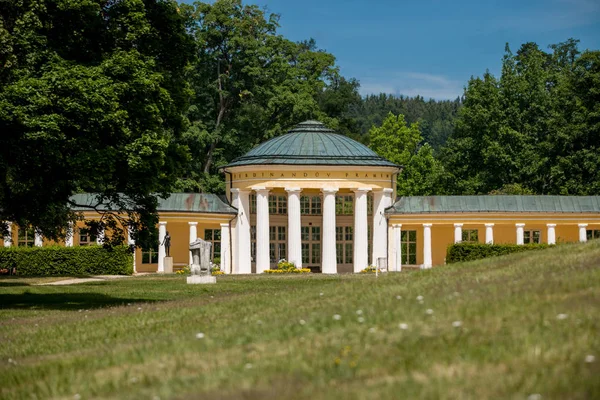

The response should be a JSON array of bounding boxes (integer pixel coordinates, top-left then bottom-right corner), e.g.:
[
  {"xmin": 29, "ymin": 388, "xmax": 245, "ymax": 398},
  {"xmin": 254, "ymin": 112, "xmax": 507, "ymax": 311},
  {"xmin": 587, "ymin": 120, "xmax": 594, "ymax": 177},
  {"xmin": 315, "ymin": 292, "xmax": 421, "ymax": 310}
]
[
  {"xmin": 446, "ymin": 242, "xmax": 552, "ymax": 264},
  {"xmin": 0, "ymin": 245, "xmax": 134, "ymax": 276}
]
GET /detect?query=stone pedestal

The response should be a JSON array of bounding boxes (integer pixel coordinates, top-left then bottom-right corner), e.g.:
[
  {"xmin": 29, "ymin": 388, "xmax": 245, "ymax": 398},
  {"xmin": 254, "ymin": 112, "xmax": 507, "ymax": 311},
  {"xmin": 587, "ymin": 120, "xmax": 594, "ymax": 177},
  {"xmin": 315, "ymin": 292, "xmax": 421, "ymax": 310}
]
[
  {"xmin": 187, "ymin": 275, "xmax": 216, "ymax": 284},
  {"xmin": 163, "ymin": 257, "xmax": 173, "ymax": 273}
]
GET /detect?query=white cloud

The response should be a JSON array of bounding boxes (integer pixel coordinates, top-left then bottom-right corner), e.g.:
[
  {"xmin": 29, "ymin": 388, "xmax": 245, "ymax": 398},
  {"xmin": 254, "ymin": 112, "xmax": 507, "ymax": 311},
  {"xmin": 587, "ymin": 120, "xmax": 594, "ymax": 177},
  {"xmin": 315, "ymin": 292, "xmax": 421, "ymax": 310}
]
[{"xmin": 358, "ymin": 71, "xmax": 464, "ymax": 100}]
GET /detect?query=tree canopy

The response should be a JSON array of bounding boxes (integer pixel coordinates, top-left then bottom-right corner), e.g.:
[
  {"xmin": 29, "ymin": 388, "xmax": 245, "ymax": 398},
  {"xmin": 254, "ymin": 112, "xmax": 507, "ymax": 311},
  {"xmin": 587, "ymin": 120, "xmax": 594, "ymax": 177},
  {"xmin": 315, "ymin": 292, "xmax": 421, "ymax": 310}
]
[{"xmin": 0, "ymin": 0, "xmax": 195, "ymax": 245}]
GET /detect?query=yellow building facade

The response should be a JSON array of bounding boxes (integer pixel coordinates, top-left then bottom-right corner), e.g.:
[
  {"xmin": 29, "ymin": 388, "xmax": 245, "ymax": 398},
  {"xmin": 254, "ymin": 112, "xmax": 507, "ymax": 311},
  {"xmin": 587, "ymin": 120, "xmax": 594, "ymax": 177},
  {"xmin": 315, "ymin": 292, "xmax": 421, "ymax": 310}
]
[{"xmin": 3, "ymin": 121, "xmax": 600, "ymax": 273}]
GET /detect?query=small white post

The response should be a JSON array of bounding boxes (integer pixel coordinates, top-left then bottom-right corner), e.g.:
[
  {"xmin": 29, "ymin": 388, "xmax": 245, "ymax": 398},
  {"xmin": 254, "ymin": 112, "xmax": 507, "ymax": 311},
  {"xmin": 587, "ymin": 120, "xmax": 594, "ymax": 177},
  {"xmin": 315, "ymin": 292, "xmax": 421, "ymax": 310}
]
[
  {"xmin": 4, "ymin": 222, "xmax": 12, "ymax": 247},
  {"xmin": 547, "ymin": 224, "xmax": 556, "ymax": 245},
  {"xmin": 96, "ymin": 226, "xmax": 104, "ymax": 245},
  {"xmin": 127, "ymin": 226, "xmax": 136, "ymax": 273},
  {"xmin": 578, "ymin": 224, "xmax": 588, "ymax": 242},
  {"xmin": 454, "ymin": 223, "xmax": 463, "ymax": 244},
  {"xmin": 516, "ymin": 223, "xmax": 525, "ymax": 245},
  {"xmin": 422, "ymin": 223, "xmax": 432, "ymax": 269},
  {"xmin": 65, "ymin": 222, "xmax": 74, "ymax": 247},
  {"xmin": 158, "ymin": 221, "xmax": 167, "ymax": 272},
  {"xmin": 485, "ymin": 223, "xmax": 494, "ymax": 244},
  {"xmin": 188, "ymin": 222, "xmax": 198, "ymax": 266},
  {"xmin": 220, "ymin": 223, "xmax": 231, "ymax": 274},
  {"xmin": 393, "ymin": 224, "xmax": 402, "ymax": 272},
  {"xmin": 34, "ymin": 230, "xmax": 43, "ymax": 247}
]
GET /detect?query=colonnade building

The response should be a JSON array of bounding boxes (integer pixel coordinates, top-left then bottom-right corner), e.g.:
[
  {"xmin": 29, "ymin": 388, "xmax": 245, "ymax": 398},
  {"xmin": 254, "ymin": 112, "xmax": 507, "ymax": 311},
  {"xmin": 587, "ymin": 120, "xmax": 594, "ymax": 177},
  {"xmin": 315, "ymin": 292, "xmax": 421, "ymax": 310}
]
[{"xmin": 3, "ymin": 121, "xmax": 600, "ymax": 273}]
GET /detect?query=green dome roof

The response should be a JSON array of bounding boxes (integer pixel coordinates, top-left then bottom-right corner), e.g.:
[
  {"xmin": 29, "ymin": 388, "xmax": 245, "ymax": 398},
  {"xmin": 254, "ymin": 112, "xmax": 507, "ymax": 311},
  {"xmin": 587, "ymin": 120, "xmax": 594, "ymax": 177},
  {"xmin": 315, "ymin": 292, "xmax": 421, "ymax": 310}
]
[{"xmin": 224, "ymin": 120, "xmax": 398, "ymax": 168}]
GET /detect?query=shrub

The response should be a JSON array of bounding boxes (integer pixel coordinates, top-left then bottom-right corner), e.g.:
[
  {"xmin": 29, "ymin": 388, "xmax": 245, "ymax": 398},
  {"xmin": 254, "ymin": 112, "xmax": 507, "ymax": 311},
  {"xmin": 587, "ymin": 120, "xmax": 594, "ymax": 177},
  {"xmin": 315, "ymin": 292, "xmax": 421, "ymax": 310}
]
[
  {"xmin": 263, "ymin": 259, "xmax": 310, "ymax": 274},
  {"xmin": 360, "ymin": 265, "xmax": 383, "ymax": 273},
  {"xmin": 446, "ymin": 242, "xmax": 552, "ymax": 264},
  {"xmin": 0, "ymin": 245, "xmax": 133, "ymax": 276}
]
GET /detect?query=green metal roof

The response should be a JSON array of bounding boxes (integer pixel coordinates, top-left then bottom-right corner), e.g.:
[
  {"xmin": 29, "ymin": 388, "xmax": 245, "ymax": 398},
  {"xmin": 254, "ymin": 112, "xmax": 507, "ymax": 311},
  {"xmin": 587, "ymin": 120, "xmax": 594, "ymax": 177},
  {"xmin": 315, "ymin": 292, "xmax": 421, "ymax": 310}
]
[
  {"xmin": 69, "ymin": 193, "xmax": 237, "ymax": 214},
  {"xmin": 386, "ymin": 196, "xmax": 600, "ymax": 214},
  {"xmin": 224, "ymin": 120, "xmax": 399, "ymax": 168}
]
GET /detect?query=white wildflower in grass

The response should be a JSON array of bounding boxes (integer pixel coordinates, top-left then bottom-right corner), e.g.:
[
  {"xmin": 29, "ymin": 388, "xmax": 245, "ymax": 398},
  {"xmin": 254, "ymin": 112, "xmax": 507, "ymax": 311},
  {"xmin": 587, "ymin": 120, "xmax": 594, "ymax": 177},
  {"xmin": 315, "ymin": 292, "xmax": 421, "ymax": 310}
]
[
  {"xmin": 195, "ymin": 332, "xmax": 205, "ymax": 339},
  {"xmin": 426, "ymin": 309, "xmax": 434, "ymax": 315},
  {"xmin": 319, "ymin": 292, "xmax": 324, "ymax": 296},
  {"xmin": 527, "ymin": 394, "xmax": 542, "ymax": 400},
  {"xmin": 74, "ymin": 395, "xmax": 81, "ymax": 400},
  {"xmin": 585, "ymin": 355, "xmax": 595, "ymax": 363},
  {"xmin": 356, "ymin": 309, "xmax": 363, "ymax": 315},
  {"xmin": 245, "ymin": 363, "xmax": 253, "ymax": 369},
  {"xmin": 454, "ymin": 291, "xmax": 460, "ymax": 297},
  {"xmin": 452, "ymin": 321, "xmax": 462, "ymax": 328},
  {"xmin": 256, "ymin": 320, "xmax": 263, "ymax": 325},
  {"xmin": 396, "ymin": 295, "xmax": 402, "ymax": 300},
  {"xmin": 368, "ymin": 327, "xmax": 376, "ymax": 333},
  {"xmin": 130, "ymin": 377, "xmax": 138, "ymax": 383},
  {"xmin": 556, "ymin": 313, "xmax": 568, "ymax": 320},
  {"xmin": 357, "ymin": 317, "xmax": 365, "ymax": 323},
  {"xmin": 333, "ymin": 314, "xmax": 342, "ymax": 321},
  {"xmin": 398, "ymin": 323, "xmax": 408, "ymax": 330},
  {"xmin": 416, "ymin": 295, "xmax": 423, "ymax": 301},
  {"xmin": 299, "ymin": 319, "xmax": 306, "ymax": 325}
]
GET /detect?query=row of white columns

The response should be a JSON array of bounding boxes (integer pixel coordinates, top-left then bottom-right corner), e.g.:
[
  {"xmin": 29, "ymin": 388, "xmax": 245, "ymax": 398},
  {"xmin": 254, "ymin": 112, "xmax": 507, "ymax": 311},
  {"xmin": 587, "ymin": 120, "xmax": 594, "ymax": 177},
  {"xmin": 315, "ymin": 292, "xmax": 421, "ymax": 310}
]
[
  {"xmin": 230, "ymin": 187, "xmax": 393, "ymax": 274},
  {"xmin": 154, "ymin": 221, "xmax": 231, "ymax": 274},
  {"xmin": 451, "ymin": 223, "xmax": 592, "ymax": 245},
  {"xmin": 392, "ymin": 222, "xmax": 593, "ymax": 271}
]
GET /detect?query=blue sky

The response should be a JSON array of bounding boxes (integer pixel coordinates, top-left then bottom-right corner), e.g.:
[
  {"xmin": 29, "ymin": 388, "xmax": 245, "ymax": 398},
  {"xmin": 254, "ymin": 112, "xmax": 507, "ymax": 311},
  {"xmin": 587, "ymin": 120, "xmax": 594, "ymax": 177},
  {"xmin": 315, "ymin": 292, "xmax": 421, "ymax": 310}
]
[{"xmin": 185, "ymin": 0, "xmax": 600, "ymax": 100}]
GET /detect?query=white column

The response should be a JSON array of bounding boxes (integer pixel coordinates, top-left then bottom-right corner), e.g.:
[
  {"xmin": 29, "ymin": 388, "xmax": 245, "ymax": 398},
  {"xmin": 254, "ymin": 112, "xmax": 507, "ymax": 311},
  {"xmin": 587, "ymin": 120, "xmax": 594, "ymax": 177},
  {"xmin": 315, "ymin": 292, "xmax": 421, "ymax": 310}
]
[
  {"xmin": 353, "ymin": 188, "xmax": 371, "ymax": 272},
  {"xmin": 34, "ymin": 229, "xmax": 43, "ymax": 247},
  {"xmin": 220, "ymin": 223, "xmax": 231, "ymax": 274},
  {"xmin": 578, "ymin": 223, "xmax": 588, "ymax": 242},
  {"xmin": 454, "ymin": 223, "xmax": 463, "ymax": 244},
  {"xmin": 158, "ymin": 221, "xmax": 167, "ymax": 272},
  {"xmin": 286, "ymin": 188, "xmax": 302, "ymax": 268},
  {"xmin": 65, "ymin": 222, "xmax": 74, "ymax": 247},
  {"xmin": 422, "ymin": 223, "xmax": 432, "ymax": 269},
  {"xmin": 485, "ymin": 223, "xmax": 494, "ymax": 244},
  {"xmin": 127, "ymin": 226, "xmax": 136, "ymax": 273},
  {"xmin": 188, "ymin": 222, "xmax": 198, "ymax": 266},
  {"xmin": 4, "ymin": 222, "xmax": 12, "ymax": 247},
  {"xmin": 393, "ymin": 224, "xmax": 402, "ymax": 272},
  {"xmin": 96, "ymin": 226, "xmax": 104, "ymax": 245},
  {"xmin": 255, "ymin": 187, "xmax": 270, "ymax": 273},
  {"xmin": 321, "ymin": 187, "xmax": 338, "ymax": 274},
  {"xmin": 231, "ymin": 189, "xmax": 251, "ymax": 274},
  {"xmin": 372, "ymin": 188, "xmax": 393, "ymax": 266},
  {"xmin": 516, "ymin": 223, "xmax": 525, "ymax": 245},
  {"xmin": 547, "ymin": 224, "xmax": 556, "ymax": 245}
]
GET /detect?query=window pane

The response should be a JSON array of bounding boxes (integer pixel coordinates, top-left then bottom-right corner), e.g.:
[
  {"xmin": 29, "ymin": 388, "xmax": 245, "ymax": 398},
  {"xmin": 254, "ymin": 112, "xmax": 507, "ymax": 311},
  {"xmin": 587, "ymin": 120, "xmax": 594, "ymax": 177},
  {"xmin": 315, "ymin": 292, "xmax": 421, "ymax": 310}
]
[
  {"xmin": 269, "ymin": 226, "xmax": 276, "ymax": 241},
  {"xmin": 278, "ymin": 244, "xmax": 286, "ymax": 261},
  {"xmin": 312, "ymin": 227, "xmax": 320, "ymax": 241},
  {"xmin": 312, "ymin": 244, "xmax": 321, "ymax": 263},
  {"xmin": 336, "ymin": 227, "xmax": 343, "ymax": 241},
  {"xmin": 312, "ymin": 196, "xmax": 321, "ymax": 215},
  {"xmin": 302, "ymin": 243, "xmax": 309, "ymax": 263},
  {"xmin": 346, "ymin": 226, "xmax": 353, "ymax": 241},
  {"xmin": 336, "ymin": 244, "xmax": 343, "ymax": 263},
  {"xmin": 270, "ymin": 243, "xmax": 275, "ymax": 263},
  {"xmin": 214, "ymin": 243, "xmax": 221, "ymax": 258},
  {"xmin": 301, "ymin": 227, "xmax": 309, "ymax": 241},
  {"xmin": 205, "ymin": 229, "xmax": 212, "ymax": 241},
  {"xmin": 533, "ymin": 231, "xmax": 540, "ymax": 244},
  {"xmin": 409, "ymin": 253, "xmax": 417, "ymax": 265},
  {"xmin": 151, "ymin": 252, "xmax": 159, "ymax": 264},
  {"xmin": 472, "ymin": 230, "xmax": 478, "ymax": 242},
  {"xmin": 409, "ymin": 230, "xmax": 416, "ymax": 242},
  {"xmin": 142, "ymin": 252, "xmax": 149, "ymax": 264},
  {"xmin": 345, "ymin": 243, "xmax": 353, "ymax": 264},
  {"xmin": 401, "ymin": 231, "xmax": 407, "ymax": 241}
]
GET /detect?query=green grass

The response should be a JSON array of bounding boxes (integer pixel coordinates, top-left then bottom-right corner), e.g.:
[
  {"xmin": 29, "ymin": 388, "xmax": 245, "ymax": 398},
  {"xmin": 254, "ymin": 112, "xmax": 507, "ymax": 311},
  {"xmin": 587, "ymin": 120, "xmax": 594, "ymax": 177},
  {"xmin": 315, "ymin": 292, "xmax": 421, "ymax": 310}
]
[{"xmin": 1, "ymin": 241, "xmax": 599, "ymax": 399}]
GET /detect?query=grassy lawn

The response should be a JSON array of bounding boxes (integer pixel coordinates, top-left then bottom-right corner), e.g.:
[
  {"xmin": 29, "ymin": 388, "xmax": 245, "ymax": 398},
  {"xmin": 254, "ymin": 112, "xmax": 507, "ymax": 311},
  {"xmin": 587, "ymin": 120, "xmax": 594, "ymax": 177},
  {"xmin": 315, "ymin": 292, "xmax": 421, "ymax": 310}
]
[{"xmin": 1, "ymin": 242, "xmax": 599, "ymax": 399}]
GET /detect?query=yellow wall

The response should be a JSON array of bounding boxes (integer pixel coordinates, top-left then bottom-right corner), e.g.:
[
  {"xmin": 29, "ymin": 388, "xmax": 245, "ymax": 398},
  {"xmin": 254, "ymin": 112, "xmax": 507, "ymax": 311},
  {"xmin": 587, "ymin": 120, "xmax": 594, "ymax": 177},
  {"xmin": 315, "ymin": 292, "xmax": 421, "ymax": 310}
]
[
  {"xmin": 389, "ymin": 214, "xmax": 600, "ymax": 267},
  {"xmin": 226, "ymin": 165, "xmax": 397, "ymax": 192}
]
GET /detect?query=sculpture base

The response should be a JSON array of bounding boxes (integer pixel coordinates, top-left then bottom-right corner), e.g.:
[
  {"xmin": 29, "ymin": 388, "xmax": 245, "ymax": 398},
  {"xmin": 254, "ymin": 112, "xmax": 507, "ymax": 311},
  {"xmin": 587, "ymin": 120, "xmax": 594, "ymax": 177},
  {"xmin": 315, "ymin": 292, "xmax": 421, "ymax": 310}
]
[
  {"xmin": 187, "ymin": 275, "xmax": 216, "ymax": 285},
  {"xmin": 163, "ymin": 257, "xmax": 173, "ymax": 273}
]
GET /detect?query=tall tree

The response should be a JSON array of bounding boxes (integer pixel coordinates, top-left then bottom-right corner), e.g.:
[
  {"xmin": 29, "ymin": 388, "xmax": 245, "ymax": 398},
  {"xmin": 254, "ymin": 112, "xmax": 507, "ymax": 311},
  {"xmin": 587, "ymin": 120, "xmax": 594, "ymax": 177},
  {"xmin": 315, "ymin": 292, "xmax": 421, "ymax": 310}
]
[
  {"xmin": 0, "ymin": 0, "xmax": 195, "ymax": 245},
  {"xmin": 442, "ymin": 39, "xmax": 600, "ymax": 195},
  {"xmin": 177, "ymin": 0, "xmax": 341, "ymax": 193},
  {"xmin": 369, "ymin": 113, "xmax": 448, "ymax": 195}
]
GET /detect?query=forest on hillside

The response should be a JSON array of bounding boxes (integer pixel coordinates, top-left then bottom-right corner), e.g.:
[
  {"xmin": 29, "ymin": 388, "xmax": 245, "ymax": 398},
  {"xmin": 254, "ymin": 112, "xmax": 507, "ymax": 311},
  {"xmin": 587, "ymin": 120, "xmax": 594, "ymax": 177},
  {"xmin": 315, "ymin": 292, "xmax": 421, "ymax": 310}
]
[{"xmin": 1, "ymin": 0, "xmax": 598, "ymax": 242}]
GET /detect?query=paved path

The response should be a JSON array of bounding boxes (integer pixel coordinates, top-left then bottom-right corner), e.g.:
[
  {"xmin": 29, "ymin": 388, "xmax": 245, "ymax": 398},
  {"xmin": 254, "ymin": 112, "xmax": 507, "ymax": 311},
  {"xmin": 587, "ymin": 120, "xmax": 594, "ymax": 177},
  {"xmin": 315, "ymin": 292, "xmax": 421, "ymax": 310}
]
[{"xmin": 36, "ymin": 274, "xmax": 149, "ymax": 286}]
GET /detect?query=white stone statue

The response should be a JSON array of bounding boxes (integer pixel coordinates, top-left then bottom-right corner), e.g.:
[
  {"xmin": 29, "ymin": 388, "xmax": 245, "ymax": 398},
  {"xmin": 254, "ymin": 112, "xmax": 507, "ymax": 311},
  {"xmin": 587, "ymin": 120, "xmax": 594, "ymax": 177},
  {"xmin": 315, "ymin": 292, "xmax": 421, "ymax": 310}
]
[{"xmin": 187, "ymin": 238, "xmax": 216, "ymax": 284}]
